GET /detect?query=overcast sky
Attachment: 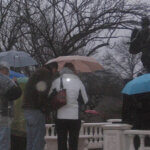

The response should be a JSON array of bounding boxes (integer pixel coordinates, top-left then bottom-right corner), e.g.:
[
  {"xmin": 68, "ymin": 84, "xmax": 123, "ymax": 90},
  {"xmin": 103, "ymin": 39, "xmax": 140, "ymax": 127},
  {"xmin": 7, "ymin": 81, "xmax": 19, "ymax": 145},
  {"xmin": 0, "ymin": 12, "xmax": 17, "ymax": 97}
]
[{"xmin": 93, "ymin": 0, "xmax": 150, "ymax": 59}]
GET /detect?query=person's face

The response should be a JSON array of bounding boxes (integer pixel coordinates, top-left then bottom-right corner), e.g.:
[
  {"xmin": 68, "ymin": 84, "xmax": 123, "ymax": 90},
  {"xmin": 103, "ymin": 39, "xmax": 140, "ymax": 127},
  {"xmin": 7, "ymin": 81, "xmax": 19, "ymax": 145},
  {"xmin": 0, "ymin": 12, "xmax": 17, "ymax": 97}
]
[{"xmin": 0, "ymin": 68, "xmax": 9, "ymax": 76}]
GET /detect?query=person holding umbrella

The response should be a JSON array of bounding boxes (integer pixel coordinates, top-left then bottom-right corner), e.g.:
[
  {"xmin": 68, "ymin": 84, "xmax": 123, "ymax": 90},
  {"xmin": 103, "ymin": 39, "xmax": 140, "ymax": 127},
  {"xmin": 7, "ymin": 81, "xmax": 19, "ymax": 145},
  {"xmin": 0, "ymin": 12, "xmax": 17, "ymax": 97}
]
[
  {"xmin": 49, "ymin": 62, "xmax": 88, "ymax": 150},
  {"xmin": 122, "ymin": 74, "xmax": 150, "ymax": 129},
  {"xmin": 22, "ymin": 62, "xmax": 59, "ymax": 150},
  {"xmin": 0, "ymin": 62, "xmax": 22, "ymax": 150}
]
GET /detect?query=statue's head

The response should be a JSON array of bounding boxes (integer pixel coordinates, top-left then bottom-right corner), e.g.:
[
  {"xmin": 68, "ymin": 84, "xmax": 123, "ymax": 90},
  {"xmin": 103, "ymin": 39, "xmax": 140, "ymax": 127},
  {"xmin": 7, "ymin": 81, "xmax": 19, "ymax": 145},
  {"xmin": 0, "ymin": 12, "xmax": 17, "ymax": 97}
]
[{"xmin": 141, "ymin": 16, "xmax": 150, "ymax": 28}]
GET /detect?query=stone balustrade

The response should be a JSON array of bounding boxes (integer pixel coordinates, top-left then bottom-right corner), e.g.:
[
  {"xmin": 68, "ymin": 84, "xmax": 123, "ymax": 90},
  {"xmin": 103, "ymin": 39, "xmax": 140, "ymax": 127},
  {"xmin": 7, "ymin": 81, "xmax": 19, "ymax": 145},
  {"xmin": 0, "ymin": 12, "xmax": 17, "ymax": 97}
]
[
  {"xmin": 124, "ymin": 130, "xmax": 150, "ymax": 150},
  {"xmin": 81, "ymin": 122, "xmax": 110, "ymax": 149},
  {"xmin": 45, "ymin": 119, "xmax": 150, "ymax": 150},
  {"xmin": 45, "ymin": 122, "xmax": 110, "ymax": 150}
]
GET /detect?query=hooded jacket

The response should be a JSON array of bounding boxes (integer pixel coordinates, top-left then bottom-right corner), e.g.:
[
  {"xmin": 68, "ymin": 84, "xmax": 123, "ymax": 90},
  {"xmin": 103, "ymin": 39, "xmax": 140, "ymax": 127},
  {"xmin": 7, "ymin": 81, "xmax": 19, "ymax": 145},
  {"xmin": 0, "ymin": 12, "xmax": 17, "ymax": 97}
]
[{"xmin": 49, "ymin": 67, "xmax": 88, "ymax": 119}]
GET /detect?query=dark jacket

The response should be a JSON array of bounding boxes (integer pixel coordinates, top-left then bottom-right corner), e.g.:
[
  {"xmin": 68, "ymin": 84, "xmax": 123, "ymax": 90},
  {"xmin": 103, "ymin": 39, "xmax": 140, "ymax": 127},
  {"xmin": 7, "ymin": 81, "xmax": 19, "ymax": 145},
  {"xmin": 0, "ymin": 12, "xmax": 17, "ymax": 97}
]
[
  {"xmin": 22, "ymin": 67, "xmax": 53, "ymax": 112},
  {"xmin": 0, "ymin": 73, "xmax": 22, "ymax": 117},
  {"xmin": 122, "ymin": 93, "xmax": 150, "ymax": 130}
]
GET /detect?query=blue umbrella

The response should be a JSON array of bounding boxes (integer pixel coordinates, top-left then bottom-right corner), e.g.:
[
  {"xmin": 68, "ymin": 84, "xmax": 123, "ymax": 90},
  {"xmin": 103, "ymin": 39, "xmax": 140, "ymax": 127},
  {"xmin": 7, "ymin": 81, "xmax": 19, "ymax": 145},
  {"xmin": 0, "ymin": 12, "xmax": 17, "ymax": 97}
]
[
  {"xmin": 122, "ymin": 73, "xmax": 150, "ymax": 95},
  {"xmin": 9, "ymin": 70, "xmax": 26, "ymax": 79}
]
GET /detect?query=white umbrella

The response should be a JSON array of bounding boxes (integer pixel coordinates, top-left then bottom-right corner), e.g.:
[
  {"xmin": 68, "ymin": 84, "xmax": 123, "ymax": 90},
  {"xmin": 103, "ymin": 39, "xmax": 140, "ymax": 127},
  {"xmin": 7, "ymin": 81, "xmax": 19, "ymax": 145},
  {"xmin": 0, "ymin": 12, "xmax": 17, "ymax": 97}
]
[
  {"xmin": 0, "ymin": 50, "xmax": 37, "ymax": 67},
  {"xmin": 46, "ymin": 55, "xmax": 103, "ymax": 72}
]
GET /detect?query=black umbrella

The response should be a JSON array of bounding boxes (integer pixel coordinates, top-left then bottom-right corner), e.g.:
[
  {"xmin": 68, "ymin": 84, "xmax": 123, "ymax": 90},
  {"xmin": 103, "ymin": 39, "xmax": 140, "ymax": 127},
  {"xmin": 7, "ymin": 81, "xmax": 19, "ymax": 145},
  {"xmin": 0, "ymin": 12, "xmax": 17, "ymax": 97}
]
[
  {"xmin": 78, "ymin": 70, "xmax": 124, "ymax": 111},
  {"xmin": 79, "ymin": 70, "xmax": 124, "ymax": 96}
]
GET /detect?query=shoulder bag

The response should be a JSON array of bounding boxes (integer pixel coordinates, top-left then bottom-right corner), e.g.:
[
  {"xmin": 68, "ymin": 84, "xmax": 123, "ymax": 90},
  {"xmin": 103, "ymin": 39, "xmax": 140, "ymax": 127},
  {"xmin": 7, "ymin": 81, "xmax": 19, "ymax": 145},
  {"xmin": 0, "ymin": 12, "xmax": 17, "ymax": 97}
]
[{"xmin": 50, "ymin": 76, "xmax": 67, "ymax": 111}]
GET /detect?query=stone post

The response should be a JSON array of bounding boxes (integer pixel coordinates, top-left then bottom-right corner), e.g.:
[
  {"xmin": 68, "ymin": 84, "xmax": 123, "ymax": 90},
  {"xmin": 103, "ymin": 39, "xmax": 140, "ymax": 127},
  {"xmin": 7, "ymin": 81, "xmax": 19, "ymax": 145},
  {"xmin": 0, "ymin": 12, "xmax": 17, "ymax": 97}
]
[{"xmin": 103, "ymin": 124, "xmax": 132, "ymax": 150}]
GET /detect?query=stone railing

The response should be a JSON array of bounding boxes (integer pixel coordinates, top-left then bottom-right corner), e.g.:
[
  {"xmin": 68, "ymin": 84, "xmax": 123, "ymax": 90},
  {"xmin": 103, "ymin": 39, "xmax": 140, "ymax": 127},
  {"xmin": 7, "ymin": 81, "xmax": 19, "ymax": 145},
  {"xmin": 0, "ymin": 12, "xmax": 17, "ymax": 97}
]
[
  {"xmin": 45, "ymin": 122, "xmax": 110, "ymax": 150},
  {"xmin": 103, "ymin": 124, "xmax": 150, "ymax": 150},
  {"xmin": 80, "ymin": 122, "xmax": 110, "ymax": 149},
  {"xmin": 124, "ymin": 130, "xmax": 150, "ymax": 150},
  {"xmin": 45, "ymin": 120, "xmax": 150, "ymax": 150}
]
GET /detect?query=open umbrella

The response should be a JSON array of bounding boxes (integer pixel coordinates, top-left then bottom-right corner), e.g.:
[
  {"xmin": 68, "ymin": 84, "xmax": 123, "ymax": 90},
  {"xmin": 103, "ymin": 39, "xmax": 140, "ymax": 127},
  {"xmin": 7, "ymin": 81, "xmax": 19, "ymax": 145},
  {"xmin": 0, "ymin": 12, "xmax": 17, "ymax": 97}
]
[
  {"xmin": 122, "ymin": 73, "xmax": 150, "ymax": 129},
  {"xmin": 46, "ymin": 55, "xmax": 103, "ymax": 72},
  {"xmin": 122, "ymin": 73, "xmax": 150, "ymax": 95},
  {"xmin": 0, "ymin": 50, "xmax": 37, "ymax": 67},
  {"xmin": 79, "ymin": 70, "xmax": 124, "ymax": 96}
]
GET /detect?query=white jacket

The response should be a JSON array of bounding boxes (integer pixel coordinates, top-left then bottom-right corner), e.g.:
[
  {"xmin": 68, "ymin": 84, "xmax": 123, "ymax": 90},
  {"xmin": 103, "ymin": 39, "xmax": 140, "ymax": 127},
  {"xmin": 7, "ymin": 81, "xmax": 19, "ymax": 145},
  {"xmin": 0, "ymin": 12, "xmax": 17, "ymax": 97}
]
[{"xmin": 49, "ymin": 68, "xmax": 88, "ymax": 119}]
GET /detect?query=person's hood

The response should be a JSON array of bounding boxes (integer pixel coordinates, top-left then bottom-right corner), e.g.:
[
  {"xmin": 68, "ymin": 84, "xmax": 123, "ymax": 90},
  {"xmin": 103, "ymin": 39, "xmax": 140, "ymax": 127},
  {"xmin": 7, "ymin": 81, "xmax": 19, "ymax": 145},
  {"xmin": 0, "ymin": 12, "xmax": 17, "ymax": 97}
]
[{"xmin": 60, "ymin": 67, "xmax": 74, "ymax": 75}]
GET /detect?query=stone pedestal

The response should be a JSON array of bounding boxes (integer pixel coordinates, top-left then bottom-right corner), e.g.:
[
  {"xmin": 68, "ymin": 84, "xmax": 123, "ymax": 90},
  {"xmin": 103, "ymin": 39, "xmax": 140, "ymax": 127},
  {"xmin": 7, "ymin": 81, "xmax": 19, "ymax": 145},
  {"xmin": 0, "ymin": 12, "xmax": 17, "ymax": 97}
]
[{"xmin": 103, "ymin": 124, "xmax": 132, "ymax": 150}]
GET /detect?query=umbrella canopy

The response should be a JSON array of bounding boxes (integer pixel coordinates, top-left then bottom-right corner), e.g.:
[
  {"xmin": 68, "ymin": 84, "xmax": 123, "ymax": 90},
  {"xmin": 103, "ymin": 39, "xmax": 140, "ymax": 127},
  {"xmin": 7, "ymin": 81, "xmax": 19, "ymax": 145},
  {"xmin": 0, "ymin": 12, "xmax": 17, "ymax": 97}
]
[
  {"xmin": 79, "ymin": 70, "xmax": 124, "ymax": 96},
  {"xmin": 9, "ymin": 70, "xmax": 26, "ymax": 79},
  {"xmin": 46, "ymin": 55, "xmax": 103, "ymax": 72},
  {"xmin": 122, "ymin": 73, "xmax": 150, "ymax": 95},
  {"xmin": 0, "ymin": 50, "xmax": 37, "ymax": 67}
]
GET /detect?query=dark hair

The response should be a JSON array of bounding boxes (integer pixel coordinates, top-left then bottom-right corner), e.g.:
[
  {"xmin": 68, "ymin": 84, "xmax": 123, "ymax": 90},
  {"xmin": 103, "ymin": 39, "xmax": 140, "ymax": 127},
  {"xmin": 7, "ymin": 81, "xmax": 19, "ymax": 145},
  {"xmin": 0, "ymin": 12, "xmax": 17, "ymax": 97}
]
[
  {"xmin": 44, "ymin": 62, "xmax": 58, "ymax": 71},
  {"xmin": 64, "ymin": 63, "xmax": 75, "ymax": 72}
]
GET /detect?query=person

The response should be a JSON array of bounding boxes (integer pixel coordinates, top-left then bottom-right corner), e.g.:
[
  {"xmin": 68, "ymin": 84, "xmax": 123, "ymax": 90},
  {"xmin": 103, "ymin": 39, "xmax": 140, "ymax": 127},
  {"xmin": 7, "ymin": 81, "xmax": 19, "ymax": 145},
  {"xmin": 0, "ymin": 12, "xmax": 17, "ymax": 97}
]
[
  {"xmin": 22, "ymin": 62, "xmax": 58, "ymax": 150},
  {"xmin": 0, "ymin": 62, "xmax": 22, "ymax": 150},
  {"xmin": 49, "ymin": 62, "xmax": 88, "ymax": 150},
  {"xmin": 129, "ymin": 16, "xmax": 150, "ymax": 72}
]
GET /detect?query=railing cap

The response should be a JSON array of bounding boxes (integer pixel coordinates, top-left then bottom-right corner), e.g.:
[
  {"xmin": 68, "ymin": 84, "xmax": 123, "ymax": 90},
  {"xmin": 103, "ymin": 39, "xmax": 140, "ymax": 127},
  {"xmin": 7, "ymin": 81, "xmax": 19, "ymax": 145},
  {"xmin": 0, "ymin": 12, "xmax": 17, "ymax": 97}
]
[
  {"xmin": 103, "ymin": 124, "xmax": 132, "ymax": 130},
  {"xmin": 124, "ymin": 130, "xmax": 150, "ymax": 135},
  {"xmin": 107, "ymin": 119, "xmax": 122, "ymax": 123},
  {"xmin": 45, "ymin": 124, "xmax": 55, "ymax": 127}
]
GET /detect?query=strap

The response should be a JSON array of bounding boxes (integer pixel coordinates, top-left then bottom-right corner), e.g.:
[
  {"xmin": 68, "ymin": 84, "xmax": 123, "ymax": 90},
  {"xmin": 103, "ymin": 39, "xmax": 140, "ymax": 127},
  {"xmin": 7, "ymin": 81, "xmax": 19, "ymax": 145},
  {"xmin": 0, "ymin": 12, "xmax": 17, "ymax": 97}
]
[{"xmin": 60, "ymin": 76, "xmax": 64, "ymax": 89}]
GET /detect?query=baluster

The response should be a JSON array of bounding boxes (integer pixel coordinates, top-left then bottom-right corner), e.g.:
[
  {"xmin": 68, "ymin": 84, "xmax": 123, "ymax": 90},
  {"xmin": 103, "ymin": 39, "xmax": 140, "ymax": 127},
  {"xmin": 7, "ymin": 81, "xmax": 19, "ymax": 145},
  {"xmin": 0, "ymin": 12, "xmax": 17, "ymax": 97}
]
[
  {"xmin": 51, "ymin": 125, "xmax": 55, "ymax": 136},
  {"xmin": 80, "ymin": 124, "xmax": 84, "ymax": 135},
  {"xmin": 139, "ymin": 135, "xmax": 145, "ymax": 150},
  {"xmin": 87, "ymin": 126, "xmax": 92, "ymax": 147},
  {"xmin": 96, "ymin": 126, "xmax": 100, "ymax": 146},
  {"xmin": 128, "ymin": 134, "xmax": 135, "ymax": 150},
  {"xmin": 85, "ymin": 126, "xmax": 88, "ymax": 135},
  {"xmin": 92, "ymin": 126, "xmax": 95, "ymax": 145},
  {"xmin": 96, "ymin": 126, "xmax": 101, "ymax": 147},
  {"xmin": 95, "ymin": 126, "xmax": 98, "ymax": 143},
  {"xmin": 94, "ymin": 126, "xmax": 99, "ymax": 137},
  {"xmin": 89, "ymin": 126, "xmax": 93, "ymax": 136},
  {"xmin": 99, "ymin": 127, "xmax": 103, "ymax": 139},
  {"xmin": 45, "ymin": 125, "xmax": 49, "ymax": 136},
  {"xmin": 95, "ymin": 126, "xmax": 99, "ymax": 144}
]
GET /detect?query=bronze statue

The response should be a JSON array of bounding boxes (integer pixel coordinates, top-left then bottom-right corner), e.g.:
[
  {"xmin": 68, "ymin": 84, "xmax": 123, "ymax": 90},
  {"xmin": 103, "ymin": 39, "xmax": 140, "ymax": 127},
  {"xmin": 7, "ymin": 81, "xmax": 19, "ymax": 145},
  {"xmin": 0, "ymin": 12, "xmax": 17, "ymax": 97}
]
[{"xmin": 129, "ymin": 16, "xmax": 150, "ymax": 72}]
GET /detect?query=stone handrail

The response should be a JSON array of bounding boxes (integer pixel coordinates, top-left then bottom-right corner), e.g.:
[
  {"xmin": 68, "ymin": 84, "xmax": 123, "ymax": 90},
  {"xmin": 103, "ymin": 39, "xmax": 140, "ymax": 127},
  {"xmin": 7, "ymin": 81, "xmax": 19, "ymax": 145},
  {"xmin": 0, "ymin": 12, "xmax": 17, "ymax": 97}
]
[
  {"xmin": 45, "ymin": 120, "xmax": 150, "ymax": 150},
  {"xmin": 45, "ymin": 122, "xmax": 111, "ymax": 150},
  {"xmin": 81, "ymin": 122, "xmax": 110, "ymax": 149},
  {"xmin": 124, "ymin": 130, "xmax": 150, "ymax": 150},
  {"xmin": 103, "ymin": 124, "xmax": 150, "ymax": 150}
]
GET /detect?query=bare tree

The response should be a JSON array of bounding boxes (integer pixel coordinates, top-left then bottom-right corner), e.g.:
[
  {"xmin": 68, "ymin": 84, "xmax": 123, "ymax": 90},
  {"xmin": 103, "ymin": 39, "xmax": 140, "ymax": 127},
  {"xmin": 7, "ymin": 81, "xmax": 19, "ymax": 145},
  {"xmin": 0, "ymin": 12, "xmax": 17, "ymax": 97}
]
[
  {"xmin": 99, "ymin": 39, "xmax": 142, "ymax": 79},
  {"xmin": 12, "ymin": 0, "xmax": 149, "ymax": 64},
  {"xmin": 0, "ymin": 0, "xmax": 25, "ymax": 51}
]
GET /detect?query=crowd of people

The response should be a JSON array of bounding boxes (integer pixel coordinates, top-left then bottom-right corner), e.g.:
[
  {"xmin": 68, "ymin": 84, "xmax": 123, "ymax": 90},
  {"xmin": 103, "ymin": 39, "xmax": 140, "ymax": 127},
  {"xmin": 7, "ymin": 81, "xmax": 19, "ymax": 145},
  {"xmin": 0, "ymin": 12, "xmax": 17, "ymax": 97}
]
[
  {"xmin": 0, "ymin": 61, "xmax": 88, "ymax": 150},
  {"xmin": 0, "ymin": 62, "xmax": 22, "ymax": 150}
]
